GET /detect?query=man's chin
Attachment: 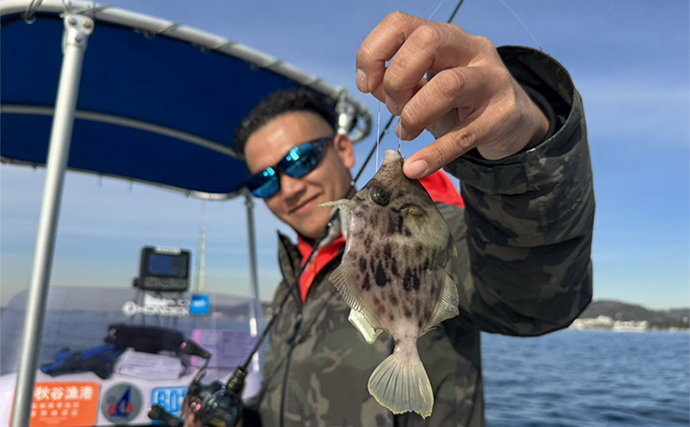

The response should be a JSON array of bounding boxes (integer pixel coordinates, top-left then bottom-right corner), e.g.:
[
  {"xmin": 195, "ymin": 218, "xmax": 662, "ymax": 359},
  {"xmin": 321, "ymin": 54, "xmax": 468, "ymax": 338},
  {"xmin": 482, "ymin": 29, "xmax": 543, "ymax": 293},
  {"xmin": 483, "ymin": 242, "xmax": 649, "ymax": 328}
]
[{"xmin": 292, "ymin": 213, "xmax": 330, "ymax": 241}]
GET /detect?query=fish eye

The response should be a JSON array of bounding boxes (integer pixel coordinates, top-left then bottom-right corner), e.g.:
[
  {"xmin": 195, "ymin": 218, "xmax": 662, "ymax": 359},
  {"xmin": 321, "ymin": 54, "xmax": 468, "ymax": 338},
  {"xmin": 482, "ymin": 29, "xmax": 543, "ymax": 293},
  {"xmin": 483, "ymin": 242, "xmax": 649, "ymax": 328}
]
[{"xmin": 370, "ymin": 188, "xmax": 389, "ymax": 206}]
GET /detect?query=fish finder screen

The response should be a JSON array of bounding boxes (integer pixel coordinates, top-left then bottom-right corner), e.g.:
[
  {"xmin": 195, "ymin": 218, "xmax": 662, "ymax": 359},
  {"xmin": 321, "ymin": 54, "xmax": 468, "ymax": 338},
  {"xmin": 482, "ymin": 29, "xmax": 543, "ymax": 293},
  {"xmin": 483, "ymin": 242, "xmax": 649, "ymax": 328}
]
[{"xmin": 147, "ymin": 253, "xmax": 188, "ymax": 277}]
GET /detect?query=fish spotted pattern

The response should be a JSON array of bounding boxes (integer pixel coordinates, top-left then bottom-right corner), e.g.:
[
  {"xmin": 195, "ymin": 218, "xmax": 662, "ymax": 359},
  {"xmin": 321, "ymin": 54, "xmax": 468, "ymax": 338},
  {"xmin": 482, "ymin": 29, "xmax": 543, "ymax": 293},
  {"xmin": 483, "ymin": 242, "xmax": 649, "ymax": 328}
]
[{"xmin": 320, "ymin": 149, "xmax": 459, "ymax": 418}]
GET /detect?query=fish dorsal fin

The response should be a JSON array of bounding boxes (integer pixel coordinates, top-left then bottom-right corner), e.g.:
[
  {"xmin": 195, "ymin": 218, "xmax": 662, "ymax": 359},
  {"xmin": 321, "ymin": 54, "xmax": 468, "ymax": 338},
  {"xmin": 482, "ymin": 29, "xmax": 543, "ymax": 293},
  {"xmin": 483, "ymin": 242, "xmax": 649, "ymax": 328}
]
[
  {"xmin": 329, "ymin": 264, "xmax": 382, "ymax": 331},
  {"xmin": 349, "ymin": 309, "xmax": 382, "ymax": 344},
  {"xmin": 421, "ymin": 272, "xmax": 460, "ymax": 336},
  {"xmin": 318, "ymin": 199, "xmax": 354, "ymax": 222}
]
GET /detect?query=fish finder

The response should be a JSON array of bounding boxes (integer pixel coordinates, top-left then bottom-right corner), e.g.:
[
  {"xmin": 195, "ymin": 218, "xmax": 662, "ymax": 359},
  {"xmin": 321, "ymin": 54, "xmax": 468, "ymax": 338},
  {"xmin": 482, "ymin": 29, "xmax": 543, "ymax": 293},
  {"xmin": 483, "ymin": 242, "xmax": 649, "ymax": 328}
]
[{"xmin": 136, "ymin": 246, "xmax": 190, "ymax": 292}]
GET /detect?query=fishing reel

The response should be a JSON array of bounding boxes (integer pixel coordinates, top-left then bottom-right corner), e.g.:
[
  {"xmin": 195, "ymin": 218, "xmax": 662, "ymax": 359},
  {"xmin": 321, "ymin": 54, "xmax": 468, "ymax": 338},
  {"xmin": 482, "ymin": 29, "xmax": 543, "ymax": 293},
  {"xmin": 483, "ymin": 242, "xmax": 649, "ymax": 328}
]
[{"xmin": 148, "ymin": 340, "xmax": 246, "ymax": 427}]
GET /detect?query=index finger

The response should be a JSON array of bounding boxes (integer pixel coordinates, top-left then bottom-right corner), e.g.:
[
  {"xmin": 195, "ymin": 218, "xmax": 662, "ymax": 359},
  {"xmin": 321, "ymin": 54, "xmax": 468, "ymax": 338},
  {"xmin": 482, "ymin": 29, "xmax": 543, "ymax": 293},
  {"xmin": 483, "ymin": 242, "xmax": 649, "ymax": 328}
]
[{"xmin": 356, "ymin": 12, "xmax": 427, "ymax": 94}]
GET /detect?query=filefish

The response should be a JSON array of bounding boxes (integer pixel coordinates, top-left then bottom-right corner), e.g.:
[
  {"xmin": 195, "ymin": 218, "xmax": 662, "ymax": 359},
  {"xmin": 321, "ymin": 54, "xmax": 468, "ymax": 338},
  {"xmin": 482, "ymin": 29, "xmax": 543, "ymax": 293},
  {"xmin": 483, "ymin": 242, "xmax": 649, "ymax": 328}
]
[{"xmin": 319, "ymin": 149, "xmax": 459, "ymax": 418}]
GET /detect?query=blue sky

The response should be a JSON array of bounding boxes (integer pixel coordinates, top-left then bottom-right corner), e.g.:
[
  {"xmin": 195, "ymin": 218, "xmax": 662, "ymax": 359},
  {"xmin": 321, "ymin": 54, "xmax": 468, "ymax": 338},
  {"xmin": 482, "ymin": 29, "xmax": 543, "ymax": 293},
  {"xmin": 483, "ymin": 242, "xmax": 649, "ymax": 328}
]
[{"xmin": 1, "ymin": 0, "xmax": 688, "ymax": 310}]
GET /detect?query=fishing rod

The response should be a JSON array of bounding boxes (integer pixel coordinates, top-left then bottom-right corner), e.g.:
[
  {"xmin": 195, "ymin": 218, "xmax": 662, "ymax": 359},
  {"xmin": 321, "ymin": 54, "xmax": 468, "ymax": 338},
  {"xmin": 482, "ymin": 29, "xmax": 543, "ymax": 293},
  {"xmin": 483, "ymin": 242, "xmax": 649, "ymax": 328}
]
[{"xmin": 149, "ymin": 2, "xmax": 466, "ymax": 425}]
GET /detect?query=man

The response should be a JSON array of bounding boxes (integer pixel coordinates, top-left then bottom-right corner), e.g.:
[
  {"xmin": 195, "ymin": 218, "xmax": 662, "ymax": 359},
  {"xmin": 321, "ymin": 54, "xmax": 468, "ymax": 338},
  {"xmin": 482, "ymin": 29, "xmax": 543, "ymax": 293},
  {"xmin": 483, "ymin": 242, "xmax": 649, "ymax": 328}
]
[{"xmin": 186, "ymin": 11, "xmax": 594, "ymax": 427}]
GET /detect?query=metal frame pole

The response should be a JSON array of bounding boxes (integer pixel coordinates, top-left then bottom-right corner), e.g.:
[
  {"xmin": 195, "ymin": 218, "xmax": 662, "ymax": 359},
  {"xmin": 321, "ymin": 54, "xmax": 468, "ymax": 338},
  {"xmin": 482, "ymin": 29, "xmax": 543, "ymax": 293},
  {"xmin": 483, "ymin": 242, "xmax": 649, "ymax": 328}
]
[
  {"xmin": 11, "ymin": 14, "xmax": 94, "ymax": 427},
  {"xmin": 244, "ymin": 191, "xmax": 262, "ymax": 372}
]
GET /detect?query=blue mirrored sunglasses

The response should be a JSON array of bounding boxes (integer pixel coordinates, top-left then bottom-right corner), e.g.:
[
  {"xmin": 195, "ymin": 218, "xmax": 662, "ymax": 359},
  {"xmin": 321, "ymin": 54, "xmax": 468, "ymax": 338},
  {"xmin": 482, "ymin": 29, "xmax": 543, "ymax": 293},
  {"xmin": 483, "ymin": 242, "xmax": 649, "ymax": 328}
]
[{"xmin": 246, "ymin": 136, "xmax": 333, "ymax": 198}]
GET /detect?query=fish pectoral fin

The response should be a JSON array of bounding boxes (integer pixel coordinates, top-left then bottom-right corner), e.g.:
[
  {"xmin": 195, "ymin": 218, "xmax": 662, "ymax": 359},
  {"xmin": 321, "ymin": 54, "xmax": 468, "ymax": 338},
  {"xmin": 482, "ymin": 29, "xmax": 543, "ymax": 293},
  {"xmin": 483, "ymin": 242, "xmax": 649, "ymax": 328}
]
[
  {"xmin": 349, "ymin": 309, "xmax": 382, "ymax": 344},
  {"xmin": 368, "ymin": 342, "xmax": 434, "ymax": 418},
  {"xmin": 330, "ymin": 264, "xmax": 382, "ymax": 331},
  {"xmin": 401, "ymin": 206, "xmax": 425, "ymax": 223},
  {"xmin": 401, "ymin": 207, "xmax": 425, "ymax": 232},
  {"xmin": 422, "ymin": 272, "xmax": 460, "ymax": 335},
  {"xmin": 407, "ymin": 206, "xmax": 424, "ymax": 217}
]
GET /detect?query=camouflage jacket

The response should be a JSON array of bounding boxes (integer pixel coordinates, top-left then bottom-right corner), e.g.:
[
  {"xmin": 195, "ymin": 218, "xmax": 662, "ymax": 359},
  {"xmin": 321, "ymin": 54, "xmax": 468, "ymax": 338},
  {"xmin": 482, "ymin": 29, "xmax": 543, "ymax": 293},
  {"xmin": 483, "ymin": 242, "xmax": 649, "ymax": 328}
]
[{"xmin": 246, "ymin": 46, "xmax": 595, "ymax": 427}]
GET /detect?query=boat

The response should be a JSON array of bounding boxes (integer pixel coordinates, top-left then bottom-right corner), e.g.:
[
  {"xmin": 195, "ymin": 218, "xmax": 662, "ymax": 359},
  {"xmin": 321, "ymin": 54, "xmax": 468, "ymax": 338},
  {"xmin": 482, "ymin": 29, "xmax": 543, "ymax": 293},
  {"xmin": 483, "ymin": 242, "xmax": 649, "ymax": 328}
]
[
  {"xmin": 0, "ymin": 1, "xmax": 371, "ymax": 425},
  {"xmin": 0, "ymin": 283, "xmax": 268, "ymax": 425}
]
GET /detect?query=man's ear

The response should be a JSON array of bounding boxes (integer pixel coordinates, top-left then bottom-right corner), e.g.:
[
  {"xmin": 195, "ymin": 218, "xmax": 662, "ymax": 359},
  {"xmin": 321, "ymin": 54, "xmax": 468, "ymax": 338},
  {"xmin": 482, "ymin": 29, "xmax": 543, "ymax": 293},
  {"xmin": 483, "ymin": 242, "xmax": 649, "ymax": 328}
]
[{"xmin": 334, "ymin": 133, "xmax": 356, "ymax": 169}]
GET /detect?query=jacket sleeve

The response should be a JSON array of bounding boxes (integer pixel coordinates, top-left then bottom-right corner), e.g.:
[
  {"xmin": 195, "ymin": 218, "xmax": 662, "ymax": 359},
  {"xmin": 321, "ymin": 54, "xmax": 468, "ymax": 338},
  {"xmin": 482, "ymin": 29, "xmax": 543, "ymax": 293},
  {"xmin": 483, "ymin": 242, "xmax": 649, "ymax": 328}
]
[{"xmin": 443, "ymin": 46, "xmax": 595, "ymax": 336}]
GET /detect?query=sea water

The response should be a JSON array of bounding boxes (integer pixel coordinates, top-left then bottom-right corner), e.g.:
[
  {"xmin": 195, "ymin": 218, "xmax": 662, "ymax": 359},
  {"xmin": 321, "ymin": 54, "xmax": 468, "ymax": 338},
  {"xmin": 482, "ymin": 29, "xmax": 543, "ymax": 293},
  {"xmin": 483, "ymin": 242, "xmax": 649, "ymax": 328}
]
[{"xmin": 482, "ymin": 329, "xmax": 690, "ymax": 427}]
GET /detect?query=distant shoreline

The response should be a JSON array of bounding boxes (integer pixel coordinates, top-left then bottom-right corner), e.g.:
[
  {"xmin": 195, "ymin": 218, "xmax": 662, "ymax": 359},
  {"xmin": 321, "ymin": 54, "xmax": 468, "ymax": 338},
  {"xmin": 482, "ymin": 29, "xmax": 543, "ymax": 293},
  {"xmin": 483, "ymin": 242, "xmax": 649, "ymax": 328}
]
[
  {"xmin": 568, "ymin": 318, "xmax": 689, "ymax": 332},
  {"xmin": 3, "ymin": 298, "xmax": 689, "ymax": 332},
  {"xmin": 573, "ymin": 300, "xmax": 690, "ymax": 332}
]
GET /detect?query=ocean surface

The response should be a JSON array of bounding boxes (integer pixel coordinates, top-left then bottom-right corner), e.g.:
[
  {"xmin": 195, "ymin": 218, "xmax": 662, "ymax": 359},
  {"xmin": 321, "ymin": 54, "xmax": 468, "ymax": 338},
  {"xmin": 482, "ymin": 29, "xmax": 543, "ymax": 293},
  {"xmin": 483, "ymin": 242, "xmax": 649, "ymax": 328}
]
[
  {"xmin": 2, "ymin": 308, "xmax": 689, "ymax": 426},
  {"xmin": 481, "ymin": 330, "xmax": 690, "ymax": 427}
]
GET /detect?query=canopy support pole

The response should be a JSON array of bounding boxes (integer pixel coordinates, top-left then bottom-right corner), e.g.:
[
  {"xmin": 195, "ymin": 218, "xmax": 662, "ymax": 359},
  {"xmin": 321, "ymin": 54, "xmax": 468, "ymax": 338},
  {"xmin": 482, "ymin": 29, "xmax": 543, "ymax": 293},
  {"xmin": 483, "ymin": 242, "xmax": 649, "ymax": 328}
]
[
  {"xmin": 244, "ymin": 191, "xmax": 262, "ymax": 373},
  {"xmin": 11, "ymin": 14, "xmax": 94, "ymax": 427}
]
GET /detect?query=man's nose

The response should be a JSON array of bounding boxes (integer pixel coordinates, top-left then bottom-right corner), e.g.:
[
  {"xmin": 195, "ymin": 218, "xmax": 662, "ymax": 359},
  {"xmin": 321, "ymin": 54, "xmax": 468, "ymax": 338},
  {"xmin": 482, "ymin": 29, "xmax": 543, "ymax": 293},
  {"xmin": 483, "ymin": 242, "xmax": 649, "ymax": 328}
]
[{"xmin": 279, "ymin": 172, "xmax": 306, "ymax": 198}]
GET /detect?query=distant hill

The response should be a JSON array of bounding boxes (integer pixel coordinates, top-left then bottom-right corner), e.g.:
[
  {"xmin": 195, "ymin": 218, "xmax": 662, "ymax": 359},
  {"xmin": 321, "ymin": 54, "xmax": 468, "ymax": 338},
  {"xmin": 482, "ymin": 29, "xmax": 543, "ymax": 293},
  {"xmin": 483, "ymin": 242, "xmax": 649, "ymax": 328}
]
[
  {"xmin": 666, "ymin": 308, "xmax": 690, "ymax": 321},
  {"xmin": 580, "ymin": 300, "xmax": 689, "ymax": 329}
]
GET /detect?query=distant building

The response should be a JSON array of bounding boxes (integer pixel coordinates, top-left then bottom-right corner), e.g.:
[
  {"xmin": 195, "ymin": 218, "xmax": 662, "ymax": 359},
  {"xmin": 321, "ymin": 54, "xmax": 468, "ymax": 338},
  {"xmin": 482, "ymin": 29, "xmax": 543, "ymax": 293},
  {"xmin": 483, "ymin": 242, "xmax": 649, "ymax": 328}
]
[
  {"xmin": 569, "ymin": 315, "xmax": 649, "ymax": 331},
  {"xmin": 570, "ymin": 315, "xmax": 614, "ymax": 330},
  {"xmin": 612, "ymin": 320, "xmax": 648, "ymax": 332}
]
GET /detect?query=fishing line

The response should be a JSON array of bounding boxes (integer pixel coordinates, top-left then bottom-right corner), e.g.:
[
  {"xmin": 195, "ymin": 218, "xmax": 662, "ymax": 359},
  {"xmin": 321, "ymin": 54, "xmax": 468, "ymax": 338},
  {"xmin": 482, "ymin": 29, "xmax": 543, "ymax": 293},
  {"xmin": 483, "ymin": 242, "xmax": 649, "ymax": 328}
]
[
  {"xmin": 495, "ymin": 0, "xmax": 541, "ymax": 49},
  {"xmin": 376, "ymin": 101, "xmax": 381, "ymax": 169},
  {"xmin": 427, "ymin": 0, "xmax": 445, "ymax": 21},
  {"xmin": 373, "ymin": 0, "xmax": 449, "ymax": 164},
  {"xmin": 372, "ymin": 0, "xmax": 447, "ymax": 168}
]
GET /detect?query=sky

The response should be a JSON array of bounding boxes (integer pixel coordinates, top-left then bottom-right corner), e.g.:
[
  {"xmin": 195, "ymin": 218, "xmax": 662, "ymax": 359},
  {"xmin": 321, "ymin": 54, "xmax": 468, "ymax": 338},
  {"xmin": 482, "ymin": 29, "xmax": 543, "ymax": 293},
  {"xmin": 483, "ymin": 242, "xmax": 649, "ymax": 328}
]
[{"xmin": 1, "ymin": 0, "xmax": 688, "ymax": 310}]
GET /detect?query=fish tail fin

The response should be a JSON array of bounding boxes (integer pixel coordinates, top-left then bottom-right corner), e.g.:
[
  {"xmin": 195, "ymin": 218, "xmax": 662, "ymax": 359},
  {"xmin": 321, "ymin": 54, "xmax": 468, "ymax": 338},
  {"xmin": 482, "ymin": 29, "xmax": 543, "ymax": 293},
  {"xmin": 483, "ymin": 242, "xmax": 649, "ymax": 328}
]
[{"xmin": 367, "ymin": 342, "xmax": 433, "ymax": 418}]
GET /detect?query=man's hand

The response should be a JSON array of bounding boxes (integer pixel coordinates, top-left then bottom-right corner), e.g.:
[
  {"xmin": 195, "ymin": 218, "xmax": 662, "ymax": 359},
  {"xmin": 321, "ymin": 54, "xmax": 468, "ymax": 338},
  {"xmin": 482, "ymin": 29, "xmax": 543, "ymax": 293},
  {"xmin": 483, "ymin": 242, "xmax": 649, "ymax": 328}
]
[
  {"xmin": 181, "ymin": 391, "xmax": 244, "ymax": 427},
  {"xmin": 356, "ymin": 12, "xmax": 549, "ymax": 179},
  {"xmin": 182, "ymin": 394, "xmax": 202, "ymax": 427}
]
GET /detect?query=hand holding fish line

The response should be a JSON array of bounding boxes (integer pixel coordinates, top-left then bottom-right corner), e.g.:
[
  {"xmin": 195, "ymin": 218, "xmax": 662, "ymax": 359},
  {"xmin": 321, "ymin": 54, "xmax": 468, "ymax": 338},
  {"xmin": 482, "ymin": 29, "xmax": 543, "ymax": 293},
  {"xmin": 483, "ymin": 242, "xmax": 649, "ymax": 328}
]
[
  {"xmin": 356, "ymin": 12, "xmax": 550, "ymax": 179},
  {"xmin": 320, "ymin": 150, "xmax": 459, "ymax": 418}
]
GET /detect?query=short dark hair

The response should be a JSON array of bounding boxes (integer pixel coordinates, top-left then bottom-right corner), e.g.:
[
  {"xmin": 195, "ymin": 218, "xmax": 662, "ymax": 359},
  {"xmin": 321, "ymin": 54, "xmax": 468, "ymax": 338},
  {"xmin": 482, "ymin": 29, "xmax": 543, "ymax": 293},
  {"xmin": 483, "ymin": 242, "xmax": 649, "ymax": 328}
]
[{"xmin": 233, "ymin": 87, "xmax": 337, "ymax": 158}]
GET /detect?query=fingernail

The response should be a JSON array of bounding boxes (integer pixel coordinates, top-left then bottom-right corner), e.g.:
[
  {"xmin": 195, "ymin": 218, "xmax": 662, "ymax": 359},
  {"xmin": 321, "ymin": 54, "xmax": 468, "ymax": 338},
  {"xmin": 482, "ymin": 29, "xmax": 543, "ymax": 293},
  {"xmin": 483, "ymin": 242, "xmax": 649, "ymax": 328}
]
[
  {"xmin": 406, "ymin": 159, "xmax": 428, "ymax": 178},
  {"xmin": 396, "ymin": 121, "xmax": 410, "ymax": 141},
  {"xmin": 356, "ymin": 68, "xmax": 368, "ymax": 92}
]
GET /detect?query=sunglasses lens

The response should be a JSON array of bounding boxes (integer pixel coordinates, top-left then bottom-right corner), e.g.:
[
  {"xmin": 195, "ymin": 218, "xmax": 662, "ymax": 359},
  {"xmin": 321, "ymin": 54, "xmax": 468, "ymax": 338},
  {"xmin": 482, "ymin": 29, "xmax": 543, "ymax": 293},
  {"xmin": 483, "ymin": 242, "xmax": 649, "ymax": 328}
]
[
  {"xmin": 246, "ymin": 138, "xmax": 329, "ymax": 198},
  {"xmin": 247, "ymin": 167, "xmax": 279, "ymax": 198},
  {"xmin": 283, "ymin": 144, "xmax": 319, "ymax": 178}
]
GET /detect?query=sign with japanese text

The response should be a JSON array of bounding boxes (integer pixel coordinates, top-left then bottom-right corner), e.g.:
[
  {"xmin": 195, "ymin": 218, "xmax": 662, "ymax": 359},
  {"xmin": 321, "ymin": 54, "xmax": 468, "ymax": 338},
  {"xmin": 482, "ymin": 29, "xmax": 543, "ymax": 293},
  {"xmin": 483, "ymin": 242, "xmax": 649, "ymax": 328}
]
[{"xmin": 9, "ymin": 382, "xmax": 100, "ymax": 427}]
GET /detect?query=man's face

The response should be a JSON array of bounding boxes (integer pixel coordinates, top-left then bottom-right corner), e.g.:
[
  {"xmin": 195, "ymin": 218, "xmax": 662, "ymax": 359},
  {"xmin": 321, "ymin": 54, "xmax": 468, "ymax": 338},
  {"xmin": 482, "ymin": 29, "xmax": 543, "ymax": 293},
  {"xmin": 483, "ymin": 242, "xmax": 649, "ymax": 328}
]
[{"xmin": 244, "ymin": 111, "xmax": 355, "ymax": 240}]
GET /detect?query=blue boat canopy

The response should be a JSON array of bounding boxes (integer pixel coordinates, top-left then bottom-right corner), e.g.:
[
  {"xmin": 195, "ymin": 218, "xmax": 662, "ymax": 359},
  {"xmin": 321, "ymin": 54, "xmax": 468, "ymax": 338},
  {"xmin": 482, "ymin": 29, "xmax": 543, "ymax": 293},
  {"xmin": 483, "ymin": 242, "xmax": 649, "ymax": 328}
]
[{"xmin": 0, "ymin": 0, "xmax": 371, "ymax": 199}]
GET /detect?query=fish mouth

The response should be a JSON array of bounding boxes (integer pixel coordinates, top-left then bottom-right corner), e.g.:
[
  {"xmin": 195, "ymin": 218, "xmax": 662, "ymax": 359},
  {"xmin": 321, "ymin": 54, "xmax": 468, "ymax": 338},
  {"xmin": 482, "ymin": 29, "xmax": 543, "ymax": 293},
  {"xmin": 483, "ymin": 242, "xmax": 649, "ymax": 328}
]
[
  {"xmin": 384, "ymin": 149, "xmax": 404, "ymax": 162},
  {"xmin": 381, "ymin": 150, "xmax": 405, "ymax": 172}
]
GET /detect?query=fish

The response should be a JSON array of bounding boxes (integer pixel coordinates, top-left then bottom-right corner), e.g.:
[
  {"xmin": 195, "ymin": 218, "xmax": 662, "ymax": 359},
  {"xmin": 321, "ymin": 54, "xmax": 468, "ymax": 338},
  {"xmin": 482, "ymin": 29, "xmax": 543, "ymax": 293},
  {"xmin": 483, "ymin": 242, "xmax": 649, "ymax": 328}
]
[{"xmin": 319, "ymin": 149, "xmax": 459, "ymax": 418}]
